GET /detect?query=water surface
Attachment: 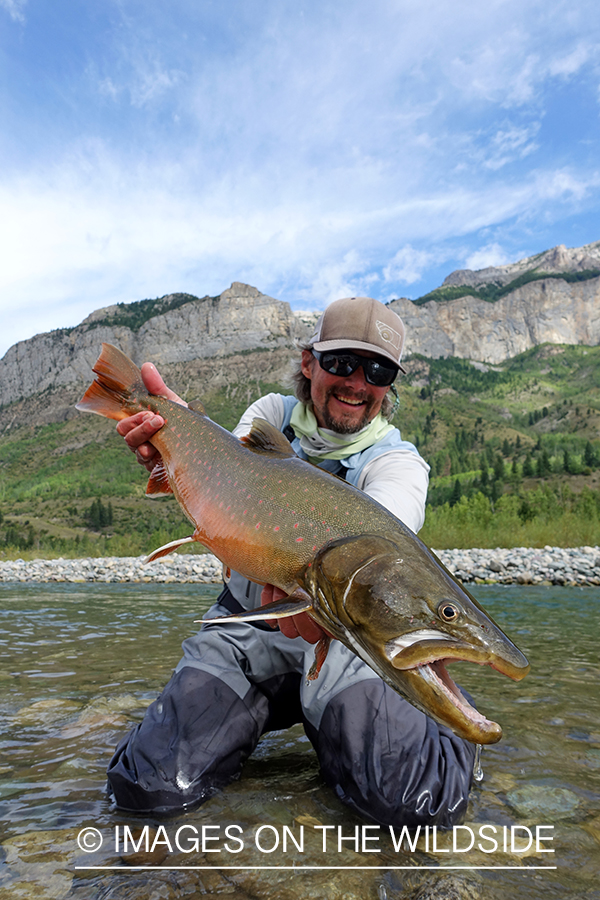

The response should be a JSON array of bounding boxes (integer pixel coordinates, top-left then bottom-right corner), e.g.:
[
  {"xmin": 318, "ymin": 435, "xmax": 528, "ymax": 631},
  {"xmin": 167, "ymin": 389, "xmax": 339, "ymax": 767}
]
[{"xmin": 0, "ymin": 583, "xmax": 598, "ymax": 899}]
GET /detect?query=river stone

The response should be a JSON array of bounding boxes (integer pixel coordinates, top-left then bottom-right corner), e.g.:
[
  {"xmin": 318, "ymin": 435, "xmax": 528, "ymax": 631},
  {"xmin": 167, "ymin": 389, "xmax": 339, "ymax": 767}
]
[
  {"xmin": 506, "ymin": 784, "xmax": 582, "ymax": 819},
  {"xmin": 11, "ymin": 698, "xmax": 82, "ymax": 727},
  {"xmin": 1, "ymin": 828, "xmax": 73, "ymax": 899}
]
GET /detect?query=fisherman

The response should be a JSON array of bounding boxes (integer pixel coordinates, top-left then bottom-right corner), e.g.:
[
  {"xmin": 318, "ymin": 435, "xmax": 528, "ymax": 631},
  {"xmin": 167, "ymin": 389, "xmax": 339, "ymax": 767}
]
[{"xmin": 108, "ymin": 296, "xmax": 476, "ymax": 825}]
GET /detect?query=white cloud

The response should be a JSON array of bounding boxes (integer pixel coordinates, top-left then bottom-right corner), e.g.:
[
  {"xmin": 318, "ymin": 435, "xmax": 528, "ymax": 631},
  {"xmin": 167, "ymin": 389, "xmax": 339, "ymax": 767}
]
[
  {"xmin": 383, "ymin": 246, "xmax": 435, "ymax": 285},
  {"xmin": 0, "ymin": 0, "xmax": 26, "ymax": 23},
  {"xmin": 465, "ymin": 243, "xmax": 513, "ymax": 271}
]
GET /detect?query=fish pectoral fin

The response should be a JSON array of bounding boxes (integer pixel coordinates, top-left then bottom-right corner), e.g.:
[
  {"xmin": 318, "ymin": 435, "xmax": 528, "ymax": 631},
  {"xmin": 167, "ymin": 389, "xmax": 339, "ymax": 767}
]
[
  {"xmin": 196, "ymin": 588, "xmax": 313, "ymax": 625},
  {"xmin": 222, "ymin": 563, "xmax": 231, "ymax": 583},
  {"xmin": 145, "ymin": 460, "xmax": 173, "ymax": 495},
  {"xmin": 307, "ymin": 634, "xmax": 332, "ymax": 682},
  {"xmin": 240, "ymin": 418, "xmax": 297, "ymax": 458},
  {"xmin": 145, "ymin": 536, "xmax": 195, "ymax": 563},
  {"xmin": 187, "ymin": 399, "xmax": 206, "ymax": 414}
]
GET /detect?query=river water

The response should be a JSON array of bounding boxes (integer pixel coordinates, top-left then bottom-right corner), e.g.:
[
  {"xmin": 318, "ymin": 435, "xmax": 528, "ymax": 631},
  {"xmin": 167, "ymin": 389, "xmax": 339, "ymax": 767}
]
[{"xmin": 0, "ymin": 583, "xmax": 598, "ymax": 900}]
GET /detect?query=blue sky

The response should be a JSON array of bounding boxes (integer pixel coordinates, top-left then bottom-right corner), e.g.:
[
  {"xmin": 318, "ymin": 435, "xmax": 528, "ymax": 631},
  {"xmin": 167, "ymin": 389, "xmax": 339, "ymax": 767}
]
[{"xmin": 1, "ymin": 0, "xmax": 600, "ymax": 359}]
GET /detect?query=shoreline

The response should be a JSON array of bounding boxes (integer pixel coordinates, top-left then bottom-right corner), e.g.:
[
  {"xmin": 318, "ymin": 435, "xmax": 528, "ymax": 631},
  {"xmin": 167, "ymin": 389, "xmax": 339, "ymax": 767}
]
[{"xmin": 1, "ymin": 546, "xmax": 599, "ymax": 586}]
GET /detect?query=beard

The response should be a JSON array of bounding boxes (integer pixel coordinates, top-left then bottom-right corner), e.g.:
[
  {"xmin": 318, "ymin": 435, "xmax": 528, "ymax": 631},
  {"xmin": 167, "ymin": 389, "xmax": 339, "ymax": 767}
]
[{"xmin": 318, "ymin": 387, "xmax": 379, "ymax": 434}]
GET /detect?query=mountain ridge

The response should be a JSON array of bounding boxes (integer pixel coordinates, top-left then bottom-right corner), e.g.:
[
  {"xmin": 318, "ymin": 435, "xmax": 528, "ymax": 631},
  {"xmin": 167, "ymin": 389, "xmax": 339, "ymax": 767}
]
[{"xmin": 2, "ymin": 240, "xmax": 600, "ymax": 417}]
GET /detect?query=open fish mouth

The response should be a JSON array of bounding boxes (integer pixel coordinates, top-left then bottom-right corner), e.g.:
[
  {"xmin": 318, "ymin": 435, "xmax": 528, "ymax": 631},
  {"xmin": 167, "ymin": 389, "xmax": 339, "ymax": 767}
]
[
  {"xmin": 383, "ymin": 628, "xmax": 530, "ymax": 742},
  {"xmin": 410, "ymin": 658, "xmax": 499, "ymax": 734}
]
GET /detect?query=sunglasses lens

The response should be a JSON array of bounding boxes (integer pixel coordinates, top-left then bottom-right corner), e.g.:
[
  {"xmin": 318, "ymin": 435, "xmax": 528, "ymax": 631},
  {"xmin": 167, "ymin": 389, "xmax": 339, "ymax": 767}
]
[
  {"xmin": 320, "ymin": 352, "xmax": 357, "ymax": 377},
  {"xmin": 365, "ymin": 359, "xmax": 397, "ymax": 386},
  {"xmin": 315, "ymin": 351, "xmax": 397, "ymax": 386}
]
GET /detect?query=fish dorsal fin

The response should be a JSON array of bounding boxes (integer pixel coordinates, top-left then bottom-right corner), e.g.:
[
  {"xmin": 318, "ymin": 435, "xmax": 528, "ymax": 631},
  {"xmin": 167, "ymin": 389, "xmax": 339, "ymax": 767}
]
[
  {"xmin": 146, "ymin": 460, "xmax": 173, "ymax": 495},
  {"xmin": 188, "ymin": 399, "xmax": 206, "ymax": 414},
  {"xmin": 240, "ymin": 418, "xmax": 297, "ymax": 458}
]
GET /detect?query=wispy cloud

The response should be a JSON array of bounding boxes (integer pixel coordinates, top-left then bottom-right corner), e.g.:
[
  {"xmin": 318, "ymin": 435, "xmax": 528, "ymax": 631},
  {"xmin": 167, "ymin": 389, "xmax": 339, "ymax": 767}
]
[
  {"xmin": 1, "ymin": 0, "xmax": 600, "ymax": 357},
  {"xmin": 0, "ymin": 0, "xmax": 26, "ymax": 23}
]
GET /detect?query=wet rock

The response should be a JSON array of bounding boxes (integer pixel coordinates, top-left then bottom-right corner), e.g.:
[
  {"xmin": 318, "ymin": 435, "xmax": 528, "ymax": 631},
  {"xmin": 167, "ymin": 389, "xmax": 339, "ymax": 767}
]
[
  {"xmin": 411, "ymin": 875, "xmax": 481, "ymax": 900},
  {"xmin": 1, "ymin": 828, "xmax": 73, "ymax": 899},
  {"xmin": 12, "ymin": 698, "xmax": 82, "ymax": 728},
  {"xmin": 506, "ymin": 784, "xmax": 582, "ymax": 820}
]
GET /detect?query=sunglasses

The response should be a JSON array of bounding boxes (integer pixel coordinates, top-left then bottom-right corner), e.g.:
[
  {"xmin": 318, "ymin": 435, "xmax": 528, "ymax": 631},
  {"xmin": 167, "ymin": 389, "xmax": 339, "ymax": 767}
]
[{"xmin": 312, "ymin": 350, "xmax": 398, "ymax": 387}]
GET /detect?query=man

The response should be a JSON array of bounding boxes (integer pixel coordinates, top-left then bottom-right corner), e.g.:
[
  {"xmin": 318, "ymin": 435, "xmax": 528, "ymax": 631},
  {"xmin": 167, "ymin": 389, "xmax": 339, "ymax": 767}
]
[{"xmin": 107, "ymin": 296, "xmax": 476, "ymax": 825}]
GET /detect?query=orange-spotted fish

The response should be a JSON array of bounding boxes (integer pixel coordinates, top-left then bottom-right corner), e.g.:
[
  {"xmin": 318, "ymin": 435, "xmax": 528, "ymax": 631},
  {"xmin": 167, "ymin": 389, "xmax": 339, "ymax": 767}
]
[{"xmin": 77, "ymin": 343, "xmax": 529, "ymax": 744}]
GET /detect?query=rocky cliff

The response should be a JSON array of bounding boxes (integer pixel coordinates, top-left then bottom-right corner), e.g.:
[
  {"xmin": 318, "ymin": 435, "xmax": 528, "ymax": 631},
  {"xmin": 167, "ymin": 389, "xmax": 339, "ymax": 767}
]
[
  {"xmin": 2, "ymin": 241, "xmax": 600, "ymax": 416},
  {"xmin": 388, "ymin": 240, "xmax": 600, "ymax": 364},
  {"xmin": 0, "ymin": 283, "xmax": 312, "ymax": 412}
]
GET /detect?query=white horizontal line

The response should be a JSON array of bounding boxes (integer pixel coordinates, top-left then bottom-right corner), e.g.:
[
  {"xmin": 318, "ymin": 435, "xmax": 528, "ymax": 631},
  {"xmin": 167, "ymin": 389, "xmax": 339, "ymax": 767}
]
[{"xmin": 75, "ymin": 865, "xmax": 558, "ymax": 871}]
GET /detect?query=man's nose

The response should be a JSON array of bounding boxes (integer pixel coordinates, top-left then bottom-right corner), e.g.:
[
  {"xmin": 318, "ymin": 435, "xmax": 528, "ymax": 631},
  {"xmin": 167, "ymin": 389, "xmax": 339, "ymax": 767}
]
[{"xmin": 341, "ymin": 365, "xmax": 368, "ymax": 388}]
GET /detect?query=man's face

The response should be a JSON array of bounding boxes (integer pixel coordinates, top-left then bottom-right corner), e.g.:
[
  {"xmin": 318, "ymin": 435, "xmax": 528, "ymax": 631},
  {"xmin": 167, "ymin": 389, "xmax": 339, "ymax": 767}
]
[{"xmin": 301, "ymin": 349, "xmax": 392, "ymax": 434}]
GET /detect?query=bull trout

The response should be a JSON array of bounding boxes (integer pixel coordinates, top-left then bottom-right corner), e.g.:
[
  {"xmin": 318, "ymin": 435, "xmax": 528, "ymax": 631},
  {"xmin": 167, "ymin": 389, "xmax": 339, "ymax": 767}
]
[{"xmin": 77, "ymin": 343, "xmax": 529, "ymax": 745}]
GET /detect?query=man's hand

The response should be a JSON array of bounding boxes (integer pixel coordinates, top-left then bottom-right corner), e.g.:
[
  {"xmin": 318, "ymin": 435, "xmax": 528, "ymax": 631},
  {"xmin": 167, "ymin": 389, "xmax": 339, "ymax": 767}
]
[
  {"xmin": 116, "ymin": 363, "xmax": 186, "ymax": 472},
  {"xmin": 260, "ymin": 584, "xmax": 329, "ymax": 644}
]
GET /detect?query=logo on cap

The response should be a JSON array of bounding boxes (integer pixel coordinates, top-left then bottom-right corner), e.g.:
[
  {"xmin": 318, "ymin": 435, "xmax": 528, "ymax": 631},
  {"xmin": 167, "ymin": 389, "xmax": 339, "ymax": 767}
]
[{"xmin": 376, "ymin": 320, "xmax": 401, "ymax": 351}]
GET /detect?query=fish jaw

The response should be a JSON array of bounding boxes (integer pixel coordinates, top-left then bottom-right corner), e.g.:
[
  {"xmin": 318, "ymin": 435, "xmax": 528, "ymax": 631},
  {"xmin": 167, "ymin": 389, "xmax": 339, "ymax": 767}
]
[
  {"xmin": 385, "ymin": 629, "xmax": 530, "ymax": 681},
  {"xmin": 395, "ymin": 659, "xmax": 504, "ymax": 744}
]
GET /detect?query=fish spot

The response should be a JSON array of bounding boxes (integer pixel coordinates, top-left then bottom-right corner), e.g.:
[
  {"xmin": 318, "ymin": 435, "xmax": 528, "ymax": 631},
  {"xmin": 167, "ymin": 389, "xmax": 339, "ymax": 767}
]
[
  {"xmin": 256, "ymin": 523, "xmax": 261, "ymax": 529},
  {"xmin": 273, "ymin": 526, "xmax": 280, "ymax": 532},
  {"xmin": 293, "ymin": 523, "xmax": 299, "ymax": 529},
  {"xmin": 296, "ymin": 537, "xmax": 304, "ymax": 542}
]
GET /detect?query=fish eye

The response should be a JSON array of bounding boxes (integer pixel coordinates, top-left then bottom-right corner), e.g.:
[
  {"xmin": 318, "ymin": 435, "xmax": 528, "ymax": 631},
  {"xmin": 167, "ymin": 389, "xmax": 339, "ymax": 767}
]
[{"xmin": 438, "ymin": 601, "xmax": 460, "ymax": 622}]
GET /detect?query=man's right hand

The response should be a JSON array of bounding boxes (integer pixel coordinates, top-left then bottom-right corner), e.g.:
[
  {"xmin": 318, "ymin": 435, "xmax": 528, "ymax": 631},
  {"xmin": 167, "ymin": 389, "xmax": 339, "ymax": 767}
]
[{"xmin": 116, "ymin": 363, "xmax": 186, "ymax": 472}]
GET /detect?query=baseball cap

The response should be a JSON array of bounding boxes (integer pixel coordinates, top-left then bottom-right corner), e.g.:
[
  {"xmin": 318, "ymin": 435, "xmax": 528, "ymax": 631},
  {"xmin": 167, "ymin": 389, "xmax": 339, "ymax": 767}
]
[{"xmin": 308, "ymin": 297, "xmax": 406, "ymax": 374}]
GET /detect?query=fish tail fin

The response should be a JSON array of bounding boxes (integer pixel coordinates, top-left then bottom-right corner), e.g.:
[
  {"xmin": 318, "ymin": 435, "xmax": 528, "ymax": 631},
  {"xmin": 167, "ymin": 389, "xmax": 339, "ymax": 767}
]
[{"xmin": 76, "ymin": 343, "xmax": 146, "ymax": 422}]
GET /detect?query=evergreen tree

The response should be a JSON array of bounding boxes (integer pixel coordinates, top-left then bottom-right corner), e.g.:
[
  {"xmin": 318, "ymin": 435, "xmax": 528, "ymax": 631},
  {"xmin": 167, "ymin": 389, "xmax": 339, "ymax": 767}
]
[
  {"xmin": 450, "ymin": 479, "xmax": 462, "ymax": 507},
  {"xmin": 523, "ymin": 454, "xmax": 534, "ymax": 477},
  {"xmin": 584, "ymin": 442, "xmax": 597, "ymax": 468},
  {"xmin": 493, "ymin": 455, "xmax": 505, "ymax": 482}
]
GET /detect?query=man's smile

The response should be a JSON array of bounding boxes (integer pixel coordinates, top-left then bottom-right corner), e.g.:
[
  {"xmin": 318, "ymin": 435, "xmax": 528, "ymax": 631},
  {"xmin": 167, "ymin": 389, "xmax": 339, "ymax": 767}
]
[{"xmin": 333, "ymin": 393, "xmax": 366, "ymax": 407}]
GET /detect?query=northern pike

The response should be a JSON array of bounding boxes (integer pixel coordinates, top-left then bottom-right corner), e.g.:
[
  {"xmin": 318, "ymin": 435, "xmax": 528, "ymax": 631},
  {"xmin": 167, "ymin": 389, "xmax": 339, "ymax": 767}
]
[{"xmin": 77, "ymin": 343, "xmax": 529, "ymax": 745}]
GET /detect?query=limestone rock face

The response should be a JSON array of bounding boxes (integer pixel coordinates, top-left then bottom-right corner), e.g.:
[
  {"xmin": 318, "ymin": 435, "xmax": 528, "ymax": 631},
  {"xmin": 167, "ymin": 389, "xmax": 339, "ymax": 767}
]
[
  {"xmin": 3, "ymin": 241, "xmax": 600, "ymax": 408},
  {"xmin": 0, "ymin": 283, "xmax": 307, "ymax": 408},
  {"xmin": 390, "ymin": 271, "xmax": 600, "ymax": 363}
]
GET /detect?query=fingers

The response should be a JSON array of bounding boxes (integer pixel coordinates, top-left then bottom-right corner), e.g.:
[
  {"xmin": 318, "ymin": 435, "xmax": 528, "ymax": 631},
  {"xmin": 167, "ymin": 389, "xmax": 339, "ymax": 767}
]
[
  {"xmin": 141, "ymin": 363, "xmax": 186, "ymax": 406},
  {"xmin": 280, "ymin": 612, "xmax": 326, "ymax": 644},
  {"xmin": 260, "ymin": 585, "xmax": 329, "ymax": 644},
  {"xmin": 116, "ymin": 411, "xmax": 164, "ymax": 472}
]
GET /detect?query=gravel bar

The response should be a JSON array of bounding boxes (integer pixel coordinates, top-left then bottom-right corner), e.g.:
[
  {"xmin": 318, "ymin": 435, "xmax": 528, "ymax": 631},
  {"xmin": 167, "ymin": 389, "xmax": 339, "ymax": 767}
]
[{"xmin": 1, "ymin": 546, "xmax": 600, "ymax": 585}]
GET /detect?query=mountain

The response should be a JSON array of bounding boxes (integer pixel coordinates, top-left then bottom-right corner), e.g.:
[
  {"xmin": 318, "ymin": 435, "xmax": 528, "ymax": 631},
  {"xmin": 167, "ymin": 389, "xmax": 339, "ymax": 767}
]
[
  {"xmin": 0, "ymin": 283, "xmax": 316, "ymax": 428},
  {"xmin": 389, "ymin": 240, "xmax": 600, "ymax": 364},
  {"xmin": 2, "ymin": 241, "xmax": 600, "ymax": 425},
  {"xmin": 3, "ymin": 240, "xmax": 600, "ymax": 557}
]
